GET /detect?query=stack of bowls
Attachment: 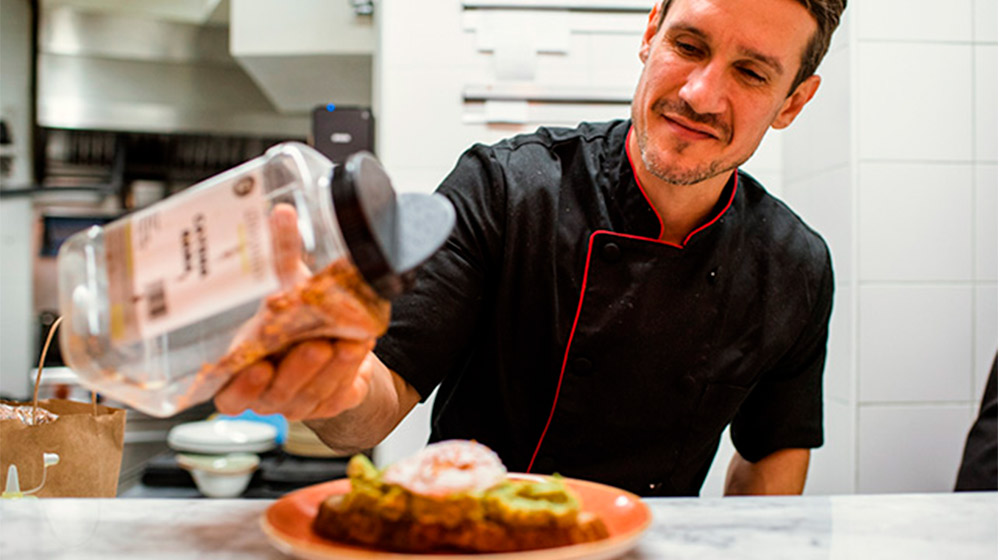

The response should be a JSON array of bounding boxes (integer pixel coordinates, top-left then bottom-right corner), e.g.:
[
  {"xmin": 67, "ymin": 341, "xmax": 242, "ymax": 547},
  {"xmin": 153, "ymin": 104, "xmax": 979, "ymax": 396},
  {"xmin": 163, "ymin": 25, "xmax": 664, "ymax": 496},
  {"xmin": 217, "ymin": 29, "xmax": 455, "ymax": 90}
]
[{"xmin": 167, "ymin": 419, "xmax": 278, "ymax": 498}]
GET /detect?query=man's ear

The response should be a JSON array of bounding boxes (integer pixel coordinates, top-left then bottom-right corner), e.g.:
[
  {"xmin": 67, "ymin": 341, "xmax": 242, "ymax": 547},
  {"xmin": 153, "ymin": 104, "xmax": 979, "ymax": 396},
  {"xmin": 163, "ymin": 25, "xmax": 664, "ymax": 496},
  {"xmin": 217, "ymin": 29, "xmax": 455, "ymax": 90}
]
[
  {"xmin": 640, "ymin": 3, "xmax": 663, "ymax": 63},
  {"xmin": 772, "ymin": 75, "xmax": 821, "ymax": 129}
]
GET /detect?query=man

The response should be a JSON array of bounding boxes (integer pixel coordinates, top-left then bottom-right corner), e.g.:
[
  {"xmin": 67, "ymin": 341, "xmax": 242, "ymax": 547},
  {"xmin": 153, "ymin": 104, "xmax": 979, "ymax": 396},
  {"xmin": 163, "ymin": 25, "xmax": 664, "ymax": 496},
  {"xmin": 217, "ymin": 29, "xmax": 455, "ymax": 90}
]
[
  {"xmin": 215, "ymin": 0, "xmax": 845, "ymax": 497},
  {"xmin": 955, "ymin": 355, "xmax": 998, "ymax": 492}
]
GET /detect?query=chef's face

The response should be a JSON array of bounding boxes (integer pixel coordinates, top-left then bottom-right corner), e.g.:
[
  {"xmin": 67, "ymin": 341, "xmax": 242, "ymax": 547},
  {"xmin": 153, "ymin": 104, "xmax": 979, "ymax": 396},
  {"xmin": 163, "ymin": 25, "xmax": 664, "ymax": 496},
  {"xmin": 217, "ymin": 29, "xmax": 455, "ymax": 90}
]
[{"xmin": 631, "ymin": 0, "xmax": 821, "ymax": 186}]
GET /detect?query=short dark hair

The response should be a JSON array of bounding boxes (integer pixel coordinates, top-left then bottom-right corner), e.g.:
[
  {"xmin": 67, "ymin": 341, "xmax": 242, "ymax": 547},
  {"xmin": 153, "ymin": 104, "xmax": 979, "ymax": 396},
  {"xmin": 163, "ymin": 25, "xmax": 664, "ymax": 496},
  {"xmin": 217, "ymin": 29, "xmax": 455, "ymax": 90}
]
[{"xmin": 656, "ymin": 0, "xmax": 847, "ymax": 92}]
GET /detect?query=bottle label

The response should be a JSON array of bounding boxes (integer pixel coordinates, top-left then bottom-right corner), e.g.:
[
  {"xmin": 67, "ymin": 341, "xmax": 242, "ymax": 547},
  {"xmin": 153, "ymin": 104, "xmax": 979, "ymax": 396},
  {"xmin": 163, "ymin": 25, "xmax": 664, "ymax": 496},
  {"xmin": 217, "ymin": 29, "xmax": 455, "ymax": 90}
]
[{"xmin": 106, "ymin": 163, "xmax": 280, "ymax": 345}]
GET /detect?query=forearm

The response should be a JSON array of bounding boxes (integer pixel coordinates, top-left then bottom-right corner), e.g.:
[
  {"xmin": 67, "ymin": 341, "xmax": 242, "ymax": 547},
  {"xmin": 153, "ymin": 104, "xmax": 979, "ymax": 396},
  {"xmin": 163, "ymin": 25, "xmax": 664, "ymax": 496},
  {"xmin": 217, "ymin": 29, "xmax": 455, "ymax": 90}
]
[
  {"xmin": 304, "ymin": 355, "xmax": 419, "ymax": 456},
  {"xmin": 724, "ymin": 448, "xmax": 810, "ymax": 495}
]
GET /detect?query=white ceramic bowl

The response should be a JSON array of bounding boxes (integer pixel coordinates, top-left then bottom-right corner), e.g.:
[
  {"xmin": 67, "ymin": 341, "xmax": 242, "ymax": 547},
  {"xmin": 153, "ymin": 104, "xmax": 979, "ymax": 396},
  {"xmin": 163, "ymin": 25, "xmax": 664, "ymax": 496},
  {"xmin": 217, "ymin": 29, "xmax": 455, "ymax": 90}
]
[{"xmin": 176, "ymin": 453, "xmax": 260, "ymax": 498}]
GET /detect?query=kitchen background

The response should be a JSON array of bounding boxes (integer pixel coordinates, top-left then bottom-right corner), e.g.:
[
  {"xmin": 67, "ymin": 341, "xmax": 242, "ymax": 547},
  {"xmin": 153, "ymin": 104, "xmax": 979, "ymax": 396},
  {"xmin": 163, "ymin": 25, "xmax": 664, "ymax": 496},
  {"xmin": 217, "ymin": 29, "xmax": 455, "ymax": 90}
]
[{"xmin": 0, "ymin": 0, "xmax": 996, "ymax": 497}]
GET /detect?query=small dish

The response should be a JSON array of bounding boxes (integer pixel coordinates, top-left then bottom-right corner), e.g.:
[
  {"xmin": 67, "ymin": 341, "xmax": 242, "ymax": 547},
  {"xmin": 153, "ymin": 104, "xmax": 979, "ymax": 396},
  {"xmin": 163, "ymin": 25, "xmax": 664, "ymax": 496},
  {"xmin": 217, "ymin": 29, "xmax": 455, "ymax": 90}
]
[
  {"xmin": 176, "ymin": 452, "xmax": 260, "ymax": 498},
  {"xmin": 168, "ymin": 419, "xmax": 278, "ymax": 454}
]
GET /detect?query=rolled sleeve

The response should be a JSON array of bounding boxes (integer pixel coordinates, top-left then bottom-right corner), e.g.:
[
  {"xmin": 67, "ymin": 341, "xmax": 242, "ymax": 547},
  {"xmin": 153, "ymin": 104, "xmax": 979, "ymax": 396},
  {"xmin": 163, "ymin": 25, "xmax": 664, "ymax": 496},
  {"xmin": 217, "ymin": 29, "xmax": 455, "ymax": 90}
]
[{"xmin": 730, "ymin": 250, "xmax": 834, "ymax": 462}]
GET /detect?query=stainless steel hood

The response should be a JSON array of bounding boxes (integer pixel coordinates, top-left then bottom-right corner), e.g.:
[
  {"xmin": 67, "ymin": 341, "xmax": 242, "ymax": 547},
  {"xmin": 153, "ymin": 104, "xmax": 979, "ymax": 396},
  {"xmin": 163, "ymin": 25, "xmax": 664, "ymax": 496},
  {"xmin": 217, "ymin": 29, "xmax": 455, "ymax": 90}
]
[
  {"xmin": 37, "ymin": 4, "xmax": 309, "ymax": 136},
  {"xmin": 228, "ymin": 0, "xmax": 374, "ymax": 114}
]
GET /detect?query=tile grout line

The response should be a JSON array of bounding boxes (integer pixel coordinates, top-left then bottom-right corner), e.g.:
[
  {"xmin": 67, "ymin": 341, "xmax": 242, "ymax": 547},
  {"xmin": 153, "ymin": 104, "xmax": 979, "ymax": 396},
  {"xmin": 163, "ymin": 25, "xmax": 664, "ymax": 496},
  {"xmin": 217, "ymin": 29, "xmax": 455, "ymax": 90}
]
[
  {"xmin": 970, "ymin": 3, "xmax": 979, "ymax": 406},
  {"xmin": 849, "ymin": 7, "xmax": 863, "ymax": 495}
]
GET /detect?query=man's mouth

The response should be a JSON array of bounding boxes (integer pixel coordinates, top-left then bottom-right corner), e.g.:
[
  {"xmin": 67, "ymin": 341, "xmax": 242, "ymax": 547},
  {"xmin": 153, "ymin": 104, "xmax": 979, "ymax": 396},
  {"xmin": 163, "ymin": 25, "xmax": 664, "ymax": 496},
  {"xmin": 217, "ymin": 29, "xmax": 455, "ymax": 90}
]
[{"xmin": 662, "ymin": 114, "xmax": 720, "ymax": 141}]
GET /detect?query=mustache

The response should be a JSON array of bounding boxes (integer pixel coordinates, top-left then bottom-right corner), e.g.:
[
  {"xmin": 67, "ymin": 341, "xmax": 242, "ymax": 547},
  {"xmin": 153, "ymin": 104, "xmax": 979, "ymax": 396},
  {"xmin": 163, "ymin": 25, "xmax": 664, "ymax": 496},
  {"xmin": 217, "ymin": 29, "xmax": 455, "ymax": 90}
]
[{"xmin": 653, "ymin": 99, "xmax": 731, "ymax": 142}]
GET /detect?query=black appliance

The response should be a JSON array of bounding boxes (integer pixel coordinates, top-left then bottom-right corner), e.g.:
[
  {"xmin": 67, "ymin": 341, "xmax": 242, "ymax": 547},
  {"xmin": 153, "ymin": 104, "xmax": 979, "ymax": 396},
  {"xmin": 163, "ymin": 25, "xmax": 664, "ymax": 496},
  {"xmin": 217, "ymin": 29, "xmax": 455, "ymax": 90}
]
[{"xmin": 311, "ymin": 106, "xmax": 374, "ymax": 164}]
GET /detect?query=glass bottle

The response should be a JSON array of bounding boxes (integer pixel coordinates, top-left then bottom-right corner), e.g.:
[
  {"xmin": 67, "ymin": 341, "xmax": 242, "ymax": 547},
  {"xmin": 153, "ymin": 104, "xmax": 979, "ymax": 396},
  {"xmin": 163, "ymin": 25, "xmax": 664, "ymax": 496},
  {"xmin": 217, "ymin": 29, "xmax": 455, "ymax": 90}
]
[{"xmin": 56, "ymin": 142, "xmax": 454, "ymax": 417}]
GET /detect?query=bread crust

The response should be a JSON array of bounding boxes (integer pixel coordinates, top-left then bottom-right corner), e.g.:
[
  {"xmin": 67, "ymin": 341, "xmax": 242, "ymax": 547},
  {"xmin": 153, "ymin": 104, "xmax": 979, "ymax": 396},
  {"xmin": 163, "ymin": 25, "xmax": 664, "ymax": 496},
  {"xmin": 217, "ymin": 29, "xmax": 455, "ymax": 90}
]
[{"xmin": 313, "ymin": 493, "xmax": 609, "ymax": 553}]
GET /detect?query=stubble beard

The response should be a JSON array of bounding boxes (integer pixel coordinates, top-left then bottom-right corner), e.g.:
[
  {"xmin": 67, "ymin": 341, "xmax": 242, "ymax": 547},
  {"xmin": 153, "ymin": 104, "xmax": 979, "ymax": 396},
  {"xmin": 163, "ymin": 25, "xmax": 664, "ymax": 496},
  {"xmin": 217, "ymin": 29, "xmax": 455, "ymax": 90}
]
[{"xmin": 635, "ymin": 99, "xmax": 751, "ymax": 187}]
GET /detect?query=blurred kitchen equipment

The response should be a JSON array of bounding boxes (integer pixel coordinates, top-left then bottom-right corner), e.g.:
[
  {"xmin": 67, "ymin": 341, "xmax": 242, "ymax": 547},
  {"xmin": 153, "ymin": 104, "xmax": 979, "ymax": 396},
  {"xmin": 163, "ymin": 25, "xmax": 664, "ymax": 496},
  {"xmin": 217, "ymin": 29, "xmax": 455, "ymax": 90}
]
[
  {"xmin": 56, "ymin": 143, "xmax": 455, "ymax": 417},
  {"xmin": 311, "ymin": 105, "xmax": 374, "ymax": 165},
  {"xmin": 167, "ymin": 419, "xmax": 278, "ymax": 455},
  {"xmin": 1, "ymin": 453, "xmax": 60, "ymax": 499},
  {"xmin": 283, "ymin": 421, "xmax": 340, "ymax": 458},
  {"xmin": 0, "ymin": 119, "xmax": 14, "ymax": 180},
  {"xmin": 40, "ymin": 215, "xmax": 117, "ymax": 257},
  {"xmin": 29, "ymin": 366, "xmax": 90, "ymax": 402},
  {"xmin": 0, "ymin": 453, "xmax": 59, "ymax": 499},
  {"xmin": 176, "ymin": 452, "xmax": 260, "ymax": 498}
]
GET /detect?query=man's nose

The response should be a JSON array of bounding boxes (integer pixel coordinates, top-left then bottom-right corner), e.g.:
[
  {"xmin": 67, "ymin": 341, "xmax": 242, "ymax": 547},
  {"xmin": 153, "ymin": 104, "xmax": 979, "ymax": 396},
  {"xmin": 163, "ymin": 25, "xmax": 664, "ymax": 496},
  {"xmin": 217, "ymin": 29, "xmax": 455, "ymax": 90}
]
[{"xmin": 678, "ymin": 63, "xmax": 727, "ymax": 116}]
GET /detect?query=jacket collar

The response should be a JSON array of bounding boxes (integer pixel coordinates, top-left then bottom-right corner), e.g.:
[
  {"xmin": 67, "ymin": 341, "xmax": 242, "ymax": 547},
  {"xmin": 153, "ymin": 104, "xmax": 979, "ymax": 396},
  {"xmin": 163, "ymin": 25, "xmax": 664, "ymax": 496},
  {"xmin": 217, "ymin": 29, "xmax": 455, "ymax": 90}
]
[{"xmin": 608, "ymin": 121, "xmax": 738, "ymax": 247}]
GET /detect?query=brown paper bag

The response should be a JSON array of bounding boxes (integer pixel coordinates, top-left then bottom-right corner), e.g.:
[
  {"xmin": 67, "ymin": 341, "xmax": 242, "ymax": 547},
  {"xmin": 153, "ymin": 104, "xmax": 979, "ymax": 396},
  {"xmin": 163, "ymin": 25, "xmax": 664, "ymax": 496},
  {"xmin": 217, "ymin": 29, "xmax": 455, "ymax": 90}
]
[{"xmin": 0, "ymin": 398, "xmax": 126, "ymax": 497}]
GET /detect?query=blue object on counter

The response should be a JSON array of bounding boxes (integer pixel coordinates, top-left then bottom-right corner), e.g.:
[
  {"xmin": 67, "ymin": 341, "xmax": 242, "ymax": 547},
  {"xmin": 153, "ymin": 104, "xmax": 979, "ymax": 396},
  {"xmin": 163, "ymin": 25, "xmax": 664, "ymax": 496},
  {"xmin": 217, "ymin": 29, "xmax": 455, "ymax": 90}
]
[{"xmin": 216, "ymin": 410, "xmax": 289, "ymax": 444}]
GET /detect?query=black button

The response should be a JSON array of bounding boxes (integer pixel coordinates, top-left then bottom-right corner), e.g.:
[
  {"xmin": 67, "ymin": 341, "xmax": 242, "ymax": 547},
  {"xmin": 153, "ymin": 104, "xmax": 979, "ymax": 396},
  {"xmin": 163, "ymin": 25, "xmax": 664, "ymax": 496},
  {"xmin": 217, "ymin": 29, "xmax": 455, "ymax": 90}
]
[
  {"xmin": 572, "ymin": 357, "xmax": 593, "ymax": 376},
  {"xmin": 600, "ymin": 242, "xmax": 621, "ymax": 263},
  {"xmin": 534, "ymin": 456, "xmax": 556, "ymax": 473}
]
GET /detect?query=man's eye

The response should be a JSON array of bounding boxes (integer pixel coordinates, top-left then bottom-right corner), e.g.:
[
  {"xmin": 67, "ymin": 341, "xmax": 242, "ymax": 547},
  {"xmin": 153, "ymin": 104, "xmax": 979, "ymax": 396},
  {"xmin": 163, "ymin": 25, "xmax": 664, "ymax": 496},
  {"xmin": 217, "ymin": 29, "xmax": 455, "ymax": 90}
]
[
  {"xmin": 738, "ymin": 67, "xmax": 766, "ymax": 84},
  {"xmin": 675, "ymin": 41, "xmax": 703, "ymax": 57}
]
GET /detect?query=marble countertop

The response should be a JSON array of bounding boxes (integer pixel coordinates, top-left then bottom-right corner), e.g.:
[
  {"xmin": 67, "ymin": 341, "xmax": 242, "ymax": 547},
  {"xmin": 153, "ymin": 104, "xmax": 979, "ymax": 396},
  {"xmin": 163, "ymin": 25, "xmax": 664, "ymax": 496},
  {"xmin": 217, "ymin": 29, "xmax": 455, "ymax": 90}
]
[{"xmin": 1, "ymin": 492, "xmax": 995, "ymax": 559}]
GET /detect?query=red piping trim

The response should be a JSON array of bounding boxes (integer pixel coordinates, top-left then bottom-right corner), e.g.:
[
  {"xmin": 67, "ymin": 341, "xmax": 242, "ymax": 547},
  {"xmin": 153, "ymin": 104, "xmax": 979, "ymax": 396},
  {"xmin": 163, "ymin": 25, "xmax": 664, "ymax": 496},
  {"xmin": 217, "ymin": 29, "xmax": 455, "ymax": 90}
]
[
  {"xmin": 527, "ymin": 229, "xmax": 600, "ymax": 473},
  {"xmin": 526, "ymin": 132, "xmax": 741, "ymax": 472},
  {"xmin": 527, "ymin": 227, "xmax": 676, "ymax": 472},
  {"xmin": 623, "ymin": 125, "xmax": 739, "ymax": 248},
  {"xmin": 625, "ymin": 127, "xmax": 666, "ymax": 241},
  {"xmin": 682, "ymin": 171, "xmax": 738, "ymax": 246}
]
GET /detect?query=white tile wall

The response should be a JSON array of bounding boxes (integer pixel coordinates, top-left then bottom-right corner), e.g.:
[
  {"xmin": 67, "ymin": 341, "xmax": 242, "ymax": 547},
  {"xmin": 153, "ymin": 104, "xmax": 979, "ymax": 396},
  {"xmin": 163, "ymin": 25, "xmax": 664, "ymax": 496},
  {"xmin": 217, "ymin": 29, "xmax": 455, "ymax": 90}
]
[
  {"xmin": 974, "ymin": 46, "xmax": 998, "ymax": 162},
  {"xmin": 858, "ymin": 162, "xmax": 974, "ymax": 282},
  {"xmin": 973, "ymin": 0, "xmax": 999, "ymax": 43},
  {"xmin": 858, "ymin": 403, "xmax": 974, "ymax": 493},
  {"xmin": 828, "ymin": 7, "xmax": 851, "ymax": 53},
  {"xmin": 805, "ymin": 399, "xmax": 855, "ymax": 495},
  {"xmin": 858, "ymin": 43, "xmax": 974, "ymax": 162},
  {"xmin": 782, "ymin": 166, "xmax": 854, "ymax": 283},
  {"xmin": 825, "ymin": 284, "xmax": 854, "ymax": 404},
  {"xmin": 783, "ymin": 47, "xmax": 850, "ymax": 182},
  {"xmin": 742, "ymin": 130, "xmax": 784, "ymax": 196},
  {"xmin": 975, "ymin": 164, "xmax": 998, "ymax": 281},
  {"xmin": 859, "ymin": 285, "xmax": 974, "ymax": 403},
  {"xmin": 746, "ymin": 128, "xmax": 783, "ymax": 170},
  {"xmin": 856, "ymin": 0, "xmax": 973, "ymax": 42},
  {"xmin": 388, "ymin": 166, "xmax": 454, "ymax": 195},
  {"xmin": 973, "ymin": 284, "xmax": 998, "ymax": 396}
]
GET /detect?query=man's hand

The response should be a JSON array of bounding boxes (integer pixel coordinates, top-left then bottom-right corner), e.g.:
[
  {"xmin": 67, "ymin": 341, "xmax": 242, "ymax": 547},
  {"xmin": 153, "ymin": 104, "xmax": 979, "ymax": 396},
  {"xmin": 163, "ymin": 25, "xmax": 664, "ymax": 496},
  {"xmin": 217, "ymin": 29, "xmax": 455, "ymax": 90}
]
[
  {"xmin": 724, "ymin": 448, "xmax": 810, "ymax": 495},
  {"xmin": 213, "ymin": 203, "xmax": 384, "ymax": 423},
  {"xmin": 214, "ymin": 338, "xmax": 375, "ymax": 422}
]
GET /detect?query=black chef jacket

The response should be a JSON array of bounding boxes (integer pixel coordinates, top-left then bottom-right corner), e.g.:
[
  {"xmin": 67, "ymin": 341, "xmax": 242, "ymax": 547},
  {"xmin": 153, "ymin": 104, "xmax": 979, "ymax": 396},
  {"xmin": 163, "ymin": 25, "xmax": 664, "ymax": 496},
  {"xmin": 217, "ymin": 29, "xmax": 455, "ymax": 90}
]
[{"xmin": 375, "ymin": 119, "xmax": 833, "ymax": 497}]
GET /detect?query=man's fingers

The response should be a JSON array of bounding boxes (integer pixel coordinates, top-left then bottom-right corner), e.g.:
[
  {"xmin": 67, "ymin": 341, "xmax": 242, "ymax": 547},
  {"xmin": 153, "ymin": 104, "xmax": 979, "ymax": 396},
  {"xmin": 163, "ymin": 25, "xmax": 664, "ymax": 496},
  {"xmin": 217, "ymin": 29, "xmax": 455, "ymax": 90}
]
[
  {"xmin": 215, "ymin": 338, "xmax": 376, "ymax": 421},
  {"xmin": 258, "ymin": 340, "xmax": 335, "ymax": 409},
  {"xmin": 309, "ymin": 352, "xmax": 375, "ymax": 419},
  {"xmin": 270, "ymin": 203, "xmax": 310, "ymax": 287},
  {"xmin": 282, "ymin": 340, "xmax": 373, "ymax": 421},
  {"xmin": 214, "ymin": 361, "xmax": 275, "ymax": 415}
]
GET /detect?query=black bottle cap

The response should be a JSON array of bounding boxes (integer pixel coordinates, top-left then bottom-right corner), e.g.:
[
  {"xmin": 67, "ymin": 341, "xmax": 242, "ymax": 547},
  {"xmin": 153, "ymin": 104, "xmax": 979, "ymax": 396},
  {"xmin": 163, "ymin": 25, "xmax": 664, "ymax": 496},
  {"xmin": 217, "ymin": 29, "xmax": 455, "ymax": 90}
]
[{"xmin": 330, "ymin": 151, "xmax": 455, "ymax": 299}]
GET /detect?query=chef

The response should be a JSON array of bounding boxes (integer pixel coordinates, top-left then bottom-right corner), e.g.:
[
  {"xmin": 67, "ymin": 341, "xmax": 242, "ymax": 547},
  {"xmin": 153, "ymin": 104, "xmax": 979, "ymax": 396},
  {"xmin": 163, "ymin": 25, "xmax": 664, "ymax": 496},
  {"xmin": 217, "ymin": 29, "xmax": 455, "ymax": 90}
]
[{"xmin": 215, "ymin": 0, "xmax": 845, "ymax": 497}]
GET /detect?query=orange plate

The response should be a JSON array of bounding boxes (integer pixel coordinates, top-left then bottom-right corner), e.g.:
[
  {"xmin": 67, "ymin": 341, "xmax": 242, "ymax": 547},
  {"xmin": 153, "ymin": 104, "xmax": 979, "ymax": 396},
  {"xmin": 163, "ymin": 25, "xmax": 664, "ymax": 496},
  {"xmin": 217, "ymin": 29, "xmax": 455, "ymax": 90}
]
[{"xmin": 261, "ymin": 473, "xmax": 652, "ymax": 560}]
